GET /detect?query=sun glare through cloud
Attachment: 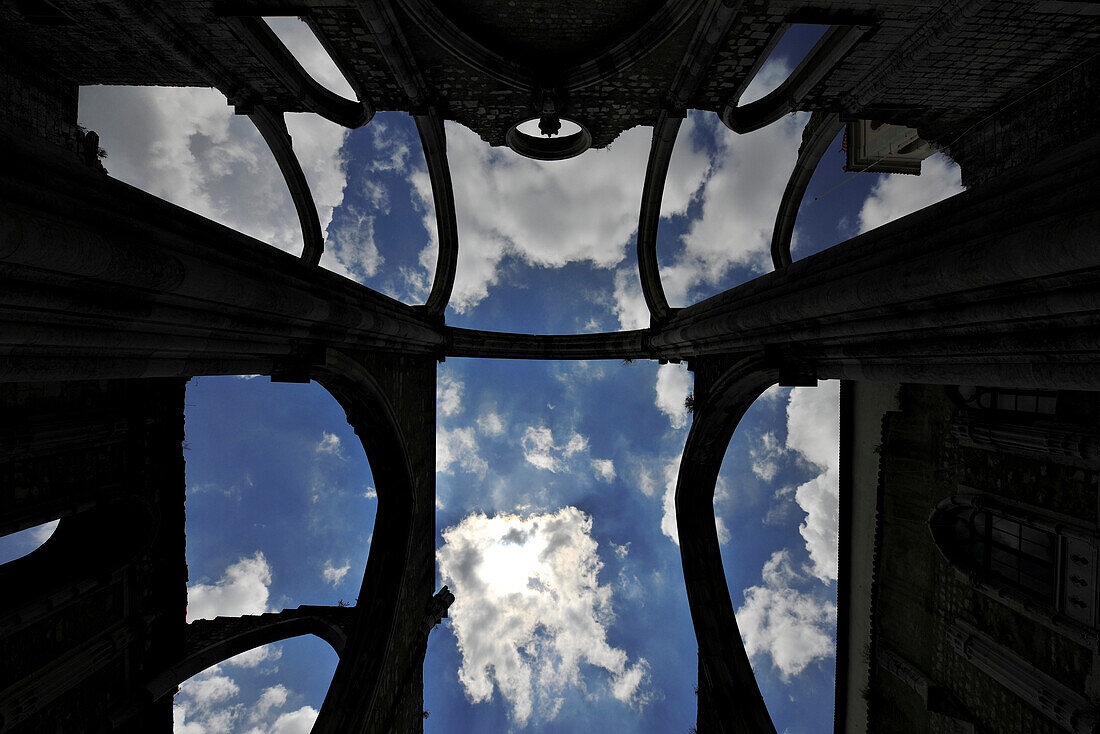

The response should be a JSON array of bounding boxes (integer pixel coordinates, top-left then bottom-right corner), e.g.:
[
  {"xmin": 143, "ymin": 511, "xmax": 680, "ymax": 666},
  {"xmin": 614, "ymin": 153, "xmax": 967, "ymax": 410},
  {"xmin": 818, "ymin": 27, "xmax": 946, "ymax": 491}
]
[{"xmin": 438, "ymin": 508, "xmax": 653, "ymax": 726}]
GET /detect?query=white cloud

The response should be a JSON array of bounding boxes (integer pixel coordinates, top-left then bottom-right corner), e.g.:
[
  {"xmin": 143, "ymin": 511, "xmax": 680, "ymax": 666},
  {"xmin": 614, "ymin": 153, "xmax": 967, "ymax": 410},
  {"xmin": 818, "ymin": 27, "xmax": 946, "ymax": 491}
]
[
  {"xmin": 323, "ymin": 207, "xmax": 383, "ymax": 280},
  {"xmin": 183, "ymin": 668, "xmax": 239, "ymax": 708},
  {"xmin": 369, "ymin": 121, "xmax": 411, "ymax": 171},
  {"xmin": 633, "ymin": 462, "xmax": 658, "ymax": 498},
  {"xmin": 659, "ymin": 455, "xmax": 681, "ymax": 544},
  {"xmin": 750, "ymin": 432, "xmax": 782, "ymax": 482},
  {"xmin": 786, "ymin": 383, "xmax": 840, "ymax": 583},
  {"xmin": 31, "ymin": 519, "xmax": 59, "ymax": 546},
  {"xmin": 267, "ymin": 706, "xmax": 319, "ymax": 734},
  {"xmin": 737, "ymin": 550, "xmax": 837, "ymax": 680},
  {"xmin": 521, "ymin": 426, "xmax": 588, "ymax": 472},
  {"xmin": 553, "ymin": 360, "xmax": 609, "ymax": 385},
  {"xmin": 79, "ymin": 87, "xmax": 349, "ymax": 265},
  {"xmin": 477, "ymin": 410, "xmax": 505, "ymax": 437},
  {"xmin": 173, "ymin": 666, "xmax": 241, "ymax": 734},
  {"xmin": 437, "ymin": 508, "xmax": 653, "ymax": 725},
  {"xmin": 437, "ymin": 373, "xmax": 464, "ymax": 417},
  {"xmin": 438, "ymin": 426, "xmax": 487, "ymax": 476},
  {"xmin": 250, "ymin": 685, "xmax": 289, "ymax": 722},
  {"xmin": 225, "ymin": 645, "xmax": 282, "ymax": 669},
  {"xmin": 315, "ymin": 431, "xmax": 344, "ymax": 458},
  {"xmin": 322, "ymin": 559, "xmax": 351, "ymax": 587},
  {"xmin": 591, "ymin": 458, "xmax": 616, "ymax": 483},
  {"xmin": 187, "ymin": 552, "xmax": 272, "ymax": 622},
  {"xmin": 606, "ymin": 62, "xmax": 808, "ymax": 327},
  {"xmin": 174, "ymin": 666, "xmax": 316, "ymax": 734},
  {"xmin": 857, "ymin": 153, "xmax": 963, "ymax": 233},
  {"xmin": 403, "ymin": 112, "xmax": 709, "ymax": 313},
  {"xmin": 655, "ymin": 363, "xmax": 692, "ymax": 429},
  {"xmin": 611, "ymin": 267, "xmax": 651, "ymax": 331}
]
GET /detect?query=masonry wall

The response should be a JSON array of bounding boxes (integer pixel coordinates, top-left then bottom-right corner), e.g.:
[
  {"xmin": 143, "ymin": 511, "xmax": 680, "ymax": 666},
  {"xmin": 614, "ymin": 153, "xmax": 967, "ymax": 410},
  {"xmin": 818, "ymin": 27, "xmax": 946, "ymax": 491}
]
[
  {"xmin": 0, "ymin": 378, "xmax": 188, "ymax": 733},
  {"xmin": 866, "ymin": 384, "xmax": 1100, "ymax": 733},
  {"xmin": 0, "ymin": 48, "xmax": 83, "ymax": 160}
]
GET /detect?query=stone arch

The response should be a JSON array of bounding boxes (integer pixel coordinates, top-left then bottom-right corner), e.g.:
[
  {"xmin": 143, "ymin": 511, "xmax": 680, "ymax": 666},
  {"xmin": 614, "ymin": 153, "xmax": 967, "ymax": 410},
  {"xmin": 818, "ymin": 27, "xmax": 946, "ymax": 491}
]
[
  {"xmin": 245, "ymin": 105, "xmax": 328, "ymax": 266},
  {"xmin": 310, "ymin": 349, "xmax": 436, "ymax": 732},
  {"xmin": 674, "ymin": 354, "xmax": 780, "ymax": 733},
  {"xmin": 414, "ymin": 108, "xmax": 460, "ymax": 317},
  {"xmin": 143, "ymin": 606, "xmax": 355, "ymax": 705},
  {"xmin": 721, "ymin": 25, "xmax": 867, "ymax": 134},
  {"xmin": 770, "ymin": 111, "xmax": 844, "ymax": 269},
  {"xmin": 222, "ymin": 15, "xmax": 371, "ymax": 129}
]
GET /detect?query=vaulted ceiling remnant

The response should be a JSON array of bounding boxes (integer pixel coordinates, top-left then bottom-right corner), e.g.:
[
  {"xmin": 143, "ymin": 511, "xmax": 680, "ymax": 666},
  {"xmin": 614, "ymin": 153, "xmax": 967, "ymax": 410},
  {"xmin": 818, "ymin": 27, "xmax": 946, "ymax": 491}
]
[{"xmin": 1, "ymin": 1, "xmax": 1099, "ymax": 732}]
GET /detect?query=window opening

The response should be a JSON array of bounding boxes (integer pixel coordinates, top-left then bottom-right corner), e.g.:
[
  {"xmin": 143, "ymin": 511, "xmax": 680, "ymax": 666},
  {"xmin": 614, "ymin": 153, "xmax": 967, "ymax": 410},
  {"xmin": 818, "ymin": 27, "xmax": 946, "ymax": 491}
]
[
  {"xmin": 933, "ymin": 496, "xmax": 1100, "ymax": 630},
  {"xmin": 955, "ymin": 386, "xmax": 1059, "ymax": 415},
  {"xmin": 263, "ymin": 17, "xmax": 357, "ymax": 99},
  {"xmin": 0, "ymin": 518, "xmax": 60, "ymax": 565}
]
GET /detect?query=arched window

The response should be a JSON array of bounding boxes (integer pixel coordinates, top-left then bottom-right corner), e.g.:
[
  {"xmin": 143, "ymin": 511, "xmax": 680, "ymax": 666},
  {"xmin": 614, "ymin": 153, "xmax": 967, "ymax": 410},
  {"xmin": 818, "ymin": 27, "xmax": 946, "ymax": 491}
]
[
  {"xmin": 947, "ymin": 507, "xmax": 1057, "ymax": 602},
  {"xmin": 952, "ymin": 386, "xmax": 1058, "ymax": 415},
  {"xmin": 931, "ymin": 495, "xmax": 1099, "ymax": 637}
]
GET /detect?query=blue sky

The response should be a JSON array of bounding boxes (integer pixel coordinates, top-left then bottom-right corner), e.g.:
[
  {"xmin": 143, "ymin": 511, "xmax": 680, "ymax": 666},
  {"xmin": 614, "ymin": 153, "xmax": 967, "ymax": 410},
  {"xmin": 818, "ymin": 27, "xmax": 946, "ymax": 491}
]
[{"xmin": 1, "ymin": 19, "xmax": 964, "ymax": 734}]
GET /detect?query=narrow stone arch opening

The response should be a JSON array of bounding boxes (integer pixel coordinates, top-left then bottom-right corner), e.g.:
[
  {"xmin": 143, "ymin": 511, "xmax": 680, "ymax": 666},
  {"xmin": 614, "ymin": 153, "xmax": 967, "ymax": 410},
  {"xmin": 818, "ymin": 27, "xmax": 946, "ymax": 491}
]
[
  {"xmin": 737, "ymin": 25, "xmax": 831, "ymax": 108},
  {"xmin": 0, "ymin": 518, "xmax": 59, "ymax": 566},
  {"xmin": 171, "ymin": 636, "xmax": 340, "ymax": 733},
  {"xmin": 262, "ymin": 17, "xmax": 358, "ymax": 101}
]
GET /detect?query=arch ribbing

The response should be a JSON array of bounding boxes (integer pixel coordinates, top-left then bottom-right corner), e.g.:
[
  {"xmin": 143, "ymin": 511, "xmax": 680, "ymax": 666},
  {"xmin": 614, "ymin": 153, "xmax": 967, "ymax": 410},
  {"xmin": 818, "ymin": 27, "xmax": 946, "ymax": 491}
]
[
  {"xmin": 357, "ymin": 0, "xmax": 430, "ymax": 106},
  {"xmin": 222, "ymin": 15, "xmax": 372, "ymax": 128},
  {"xmin": 563, "ymin": 0, "xmax": 707, "ymax": 90},
  {"xmin": 635, "ymin": 0, "xmax": 743, "ymax": 323},
  {"xmin": 675, "ymin": 355, "xmax": 779, "ymax": 733},
  {"xmin": 143, "ymin": 606, "xmax": 355, "ymax": 704},
  {"xmin": 416, "ymin": 109, "xmax": 460, "ymax": 317},
  {"xmin": 721, "ymin": 25, "xmax": 866, "ymax": 134},
  {"xmin": 770, "ymin": 112, "xmax": 844, "ymax": 269},
  {"xmin": 394, "ymin": 0, "xmax": 533, "ymax": 91},
  {"xmin": 246, "ymin": 105, "xmax": 326, "ymax": 265},
  {"xmin": 636, "ymin": 112, "xmax": 682, "ymax": 323}
]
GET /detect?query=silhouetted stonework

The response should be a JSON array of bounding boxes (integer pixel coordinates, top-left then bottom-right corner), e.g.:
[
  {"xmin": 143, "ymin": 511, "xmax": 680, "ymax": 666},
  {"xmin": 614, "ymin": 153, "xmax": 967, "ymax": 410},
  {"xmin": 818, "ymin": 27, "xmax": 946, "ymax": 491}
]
[
  {"xmin": 0, "ymin": 379, "xmax": 187, "ymax": 733},
  {"xmin": 0, "ymin": 51, "xmax": 81, "ymax": 160},
  {"xmin": 2, "ymin": 1, "xmax": 1095, "ymax": 151},
  {"xmin": 943, "ymin": 54, "xmax": 1100, "ymax": 188},
  {"xmin": 844, "ymin": 383, "xmax": 1100, "ymax": 733},
  {"xmin": 1, "ymin": 2, "xmax": 1099, "ymax": 733}
]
